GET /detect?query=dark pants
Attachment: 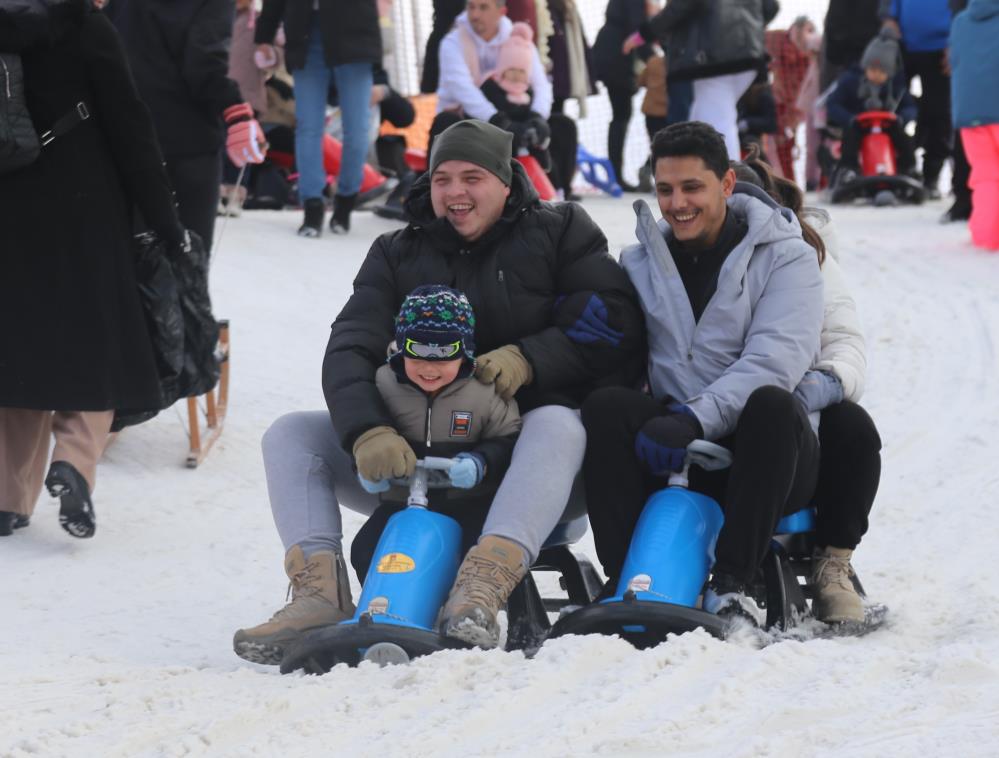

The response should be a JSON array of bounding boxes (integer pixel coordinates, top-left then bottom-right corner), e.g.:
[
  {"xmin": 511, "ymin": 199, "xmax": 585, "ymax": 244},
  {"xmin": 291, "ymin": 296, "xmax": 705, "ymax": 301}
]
[
  {"xmin": 350, "ymin": 498, "xmax": 490, "ymax": 583},
  {"xmin": 952, "ymin": 129, "xmax": 971, "ymax": 208},
  {"xmin": 665, "ymin": 79, "xmax": 693, "ymax": 125},
  {"xmin": 903, "ymin": 48, "xmax": 952, "ymax": 187},
  {"xmin": 607, "ymin": 85, "xmax": 634, "ymax": 186},
  {"xmin": 645, "ymin": 115, "xmax": 669, "ymax": 142},
  {"xmin": 839, "ymin": 118, "xmax": 915, "ymax": 175},
  {"xmin": 814, "ymin": 401, "xmax": 881, "ymax": 550},
  {"xmin": 546, "ymin": 112, "xmax": 578, "ymax": 195},
  {"xmin": 582, "ymin": 386, "xmax": 820, "ymax": 584},
  {"xmin": 166, "ymin": 152, "xmax": 222, "ymax": 255}
]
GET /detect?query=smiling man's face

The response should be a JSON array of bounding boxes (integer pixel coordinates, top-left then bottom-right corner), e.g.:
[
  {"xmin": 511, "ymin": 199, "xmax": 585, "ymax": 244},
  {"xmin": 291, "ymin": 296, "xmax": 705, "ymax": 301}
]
[
  {"xmin": 430, "ymin": 159, "xmax": 511, "ymax": 242},
  {"xmin": 654, "ymin": 156, "xmax": 735, "ymax": 249}
]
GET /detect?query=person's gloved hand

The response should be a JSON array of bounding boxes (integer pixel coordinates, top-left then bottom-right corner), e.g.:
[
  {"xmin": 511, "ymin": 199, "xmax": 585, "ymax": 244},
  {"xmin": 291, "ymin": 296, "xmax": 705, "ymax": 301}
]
[
  {"xmin": 352, "ymin": 425, "xmax": 417, "ymax": 481},
  {"xmin": 488, "ymin": 111, "xmax": 514, "ymax": 132},
  {"xmin": 793, "ymin": 370, "xmax": 844, "ymax": 413},
  {"xmin": 358, "ymin": 475, "xmax": 390, "ymax": 494},
  {"xmin": 635, "ymin": 405, "xmax": 703, "ymax": 475},
  {"xmin": 448, "ymin": 453, "xmax": 485, "ymax": 489},
  {"xmin": 224, "ymin": 102, "xmax": 266, "ymax": 168},
  {"xmin": 475, "ymin": 345, "xmax": 533, "ymax": 400},
  {"xmin": 555, "ymin": 292, "xmax": 625, "ymax": 347}
]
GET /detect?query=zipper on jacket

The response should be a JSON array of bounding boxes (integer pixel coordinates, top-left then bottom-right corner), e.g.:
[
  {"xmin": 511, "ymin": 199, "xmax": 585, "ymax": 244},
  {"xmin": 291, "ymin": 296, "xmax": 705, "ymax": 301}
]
[
  {"xmin": 2, "ymin": 58, "xmax": 10, "ymax": 98},
  {"xmin": 497, "ymin": 269, "xmax": 505, "ymax": 283},
  {"xmin": 425, "ymin": 402, "xmax": 433, "ymax": 448}
]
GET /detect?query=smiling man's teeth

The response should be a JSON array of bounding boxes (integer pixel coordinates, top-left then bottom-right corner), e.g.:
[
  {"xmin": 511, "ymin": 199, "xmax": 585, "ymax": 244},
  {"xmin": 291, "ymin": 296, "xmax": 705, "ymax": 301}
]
[
  {"xmin": 674, "ymin": 212, "xmax": 696, "ymax": 221},
  {"xmin": 449, "ymin": 203, "xmax": 473, "ymax": 211}
]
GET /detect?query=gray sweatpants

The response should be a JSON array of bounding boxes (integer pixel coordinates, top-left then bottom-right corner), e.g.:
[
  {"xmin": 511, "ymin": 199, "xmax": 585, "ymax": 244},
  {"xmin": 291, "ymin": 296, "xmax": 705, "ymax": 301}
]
[{"xmin": 261, "ymin": 405, "xmax": 586, "ymax": 563}]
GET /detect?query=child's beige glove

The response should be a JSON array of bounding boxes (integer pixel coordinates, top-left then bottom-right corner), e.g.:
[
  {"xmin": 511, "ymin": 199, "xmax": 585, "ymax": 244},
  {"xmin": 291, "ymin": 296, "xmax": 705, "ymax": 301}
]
[
  {"xmin": 474, "ymin": 345, "xmax": 533, "ymax": 401},
  {"xmin": 352, "ymin": 426, "xmax": 417, "ymax": 481}
]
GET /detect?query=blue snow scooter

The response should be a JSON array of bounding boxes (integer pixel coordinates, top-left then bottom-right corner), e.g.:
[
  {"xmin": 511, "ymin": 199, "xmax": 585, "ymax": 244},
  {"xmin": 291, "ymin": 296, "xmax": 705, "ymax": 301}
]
[
  {"xmin": 547, "ymin": 441, "xmax": 887, "ymax": 647},
  {"xmin": 281, "ymin": 458, "xmax": 603, "ymax": 673}
]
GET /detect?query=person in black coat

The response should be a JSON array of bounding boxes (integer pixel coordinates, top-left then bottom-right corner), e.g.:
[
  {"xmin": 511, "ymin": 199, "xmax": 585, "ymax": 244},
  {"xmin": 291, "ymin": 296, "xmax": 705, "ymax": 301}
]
[
  {"xmin": 420, "ymin": 0, "xmax": 466, "ymax": 94},
  {"xmin": 591, "ymin": 0, "xmax": 654, "ymax": 191},
  {"xmin": 255, "ymin": 0, "xmax": 380, "ymax": 236},
  {"xmin": 0, "ymin": 0, "xmax": 185, "ymax": 538},
  {"xmin": 233, "ymin": 120, "xmax": 645, "ymax": 662},
  {"xmin": 107, "ymin": 0, "xmax": 264, "ymax": 254}
]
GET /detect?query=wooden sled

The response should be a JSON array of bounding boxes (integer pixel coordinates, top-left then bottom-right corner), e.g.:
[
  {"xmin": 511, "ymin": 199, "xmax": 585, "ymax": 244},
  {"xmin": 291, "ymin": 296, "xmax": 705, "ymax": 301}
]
[{"xmin": 186, "ymin": 320, "xmax": 230, "ymax": 468}]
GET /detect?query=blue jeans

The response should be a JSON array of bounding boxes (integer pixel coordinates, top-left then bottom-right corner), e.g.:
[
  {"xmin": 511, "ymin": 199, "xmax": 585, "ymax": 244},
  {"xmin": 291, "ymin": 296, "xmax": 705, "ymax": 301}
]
[{"xmin": 293, "ymin": 15, "xmax": 373, "ymax": 200}]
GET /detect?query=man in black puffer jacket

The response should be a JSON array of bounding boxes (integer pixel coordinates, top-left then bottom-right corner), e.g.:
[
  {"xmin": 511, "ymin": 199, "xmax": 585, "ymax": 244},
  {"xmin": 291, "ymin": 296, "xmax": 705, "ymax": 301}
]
[{"xmin": 233, "ymin": 120, "xmax": 645, "ymax": 662}]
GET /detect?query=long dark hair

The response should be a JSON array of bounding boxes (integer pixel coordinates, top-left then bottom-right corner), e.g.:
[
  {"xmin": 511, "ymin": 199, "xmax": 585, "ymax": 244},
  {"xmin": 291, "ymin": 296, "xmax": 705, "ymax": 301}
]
[{"xmin": 733, "ymin": 145, "xmax": 826, "ymax": 266}]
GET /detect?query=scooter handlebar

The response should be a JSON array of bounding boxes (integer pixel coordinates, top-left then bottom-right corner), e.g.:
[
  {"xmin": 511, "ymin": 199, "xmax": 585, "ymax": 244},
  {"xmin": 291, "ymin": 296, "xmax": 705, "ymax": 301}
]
[
  {"xmin": 686, "ymin": 440, "xmax": 733, "ymax": 471},
  {"xmin": 388, "ymin": 456, "xmax": 455, "ymax": 489}
]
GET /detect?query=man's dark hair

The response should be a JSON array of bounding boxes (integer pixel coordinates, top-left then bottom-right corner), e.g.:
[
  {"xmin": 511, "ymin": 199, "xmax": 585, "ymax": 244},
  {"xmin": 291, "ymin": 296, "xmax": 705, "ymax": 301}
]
[{"xmin": 650, "ymin": 122, "xmax": 730, "ymax": 179}]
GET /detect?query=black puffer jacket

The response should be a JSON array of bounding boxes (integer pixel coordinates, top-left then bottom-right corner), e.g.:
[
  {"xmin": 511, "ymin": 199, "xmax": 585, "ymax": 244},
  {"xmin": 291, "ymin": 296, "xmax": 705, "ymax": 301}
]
[
  {"xmin": 643, "ymin": 0, "xmax": 779, "ymax": 82},
  {"xmin": 255, "ymin": 0, "xmax": 381, "ymax": 72},
  {"xmin": 322, "ymin": 163, "xmax": 646, "ymax": 451}
]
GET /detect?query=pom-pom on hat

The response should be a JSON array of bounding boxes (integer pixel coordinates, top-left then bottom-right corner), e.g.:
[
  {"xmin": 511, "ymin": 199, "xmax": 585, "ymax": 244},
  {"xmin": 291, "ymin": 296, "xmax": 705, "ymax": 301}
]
[{"xmin": 394, "ymin": 285, "xmax": 476, "ymax": 363}]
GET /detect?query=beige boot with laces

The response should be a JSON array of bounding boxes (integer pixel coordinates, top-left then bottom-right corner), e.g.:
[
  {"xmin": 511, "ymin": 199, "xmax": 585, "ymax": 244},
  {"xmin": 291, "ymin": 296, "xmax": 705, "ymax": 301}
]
[
  {"xmin": 233, "ymin": 546, "xmax": 355, "ymax": 664},
  {"xmin": 440, "ymin": 535, "xmax": 528, "ymax": 649},
  {"xmin": 811, "ymin": 546, "xmax": 865, "ymax": 624}
]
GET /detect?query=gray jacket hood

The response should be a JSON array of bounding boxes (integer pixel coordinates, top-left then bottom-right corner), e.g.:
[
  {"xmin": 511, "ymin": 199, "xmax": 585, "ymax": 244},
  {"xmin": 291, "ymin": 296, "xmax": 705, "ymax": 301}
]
[{"xmin": 621, "ymin": 184, "xmax": 824, "ymax": 439}]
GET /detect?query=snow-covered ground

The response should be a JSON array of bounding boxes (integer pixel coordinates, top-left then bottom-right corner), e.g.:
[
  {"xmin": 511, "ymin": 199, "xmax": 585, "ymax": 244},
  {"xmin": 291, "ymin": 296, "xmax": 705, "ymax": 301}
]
[{"xmin": 4, "ymin": 194, "xmax": 999, "ymax": 757}]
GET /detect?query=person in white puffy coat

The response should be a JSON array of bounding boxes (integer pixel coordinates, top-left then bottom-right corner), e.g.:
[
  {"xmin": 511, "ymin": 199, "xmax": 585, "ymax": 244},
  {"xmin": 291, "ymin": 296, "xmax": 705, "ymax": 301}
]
[{"xmin": 735, "ymin": 155, "xmax": 881, "ymax": 625}]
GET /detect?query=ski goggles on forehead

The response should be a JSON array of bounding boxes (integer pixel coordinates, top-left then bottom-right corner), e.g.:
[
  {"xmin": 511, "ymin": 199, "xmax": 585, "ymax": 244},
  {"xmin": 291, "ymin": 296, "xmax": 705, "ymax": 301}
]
[{"xmin": 404, "ymin": 338, "xmax": 463, "ymax": 359}]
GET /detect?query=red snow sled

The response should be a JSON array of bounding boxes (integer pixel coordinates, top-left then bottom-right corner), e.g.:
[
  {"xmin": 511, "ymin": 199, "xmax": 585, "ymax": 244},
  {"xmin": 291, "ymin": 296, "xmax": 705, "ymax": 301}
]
[{"xmin": 829, "ymin": 111, "xmax": 926, "ymax": 206}]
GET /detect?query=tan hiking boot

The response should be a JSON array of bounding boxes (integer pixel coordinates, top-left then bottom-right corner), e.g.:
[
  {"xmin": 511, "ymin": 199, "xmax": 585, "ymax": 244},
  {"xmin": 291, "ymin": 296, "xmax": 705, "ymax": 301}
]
[
  {"xmin": 811, "ymin": 546, "xmax": 865, "ymax": 624},
  {"xmin": 233, "ymin": 546, "xmax": 356, "ymax": 664},
  {"xmin": 440, "ymin": 535, "xmax": 528, "ymax": 649}
]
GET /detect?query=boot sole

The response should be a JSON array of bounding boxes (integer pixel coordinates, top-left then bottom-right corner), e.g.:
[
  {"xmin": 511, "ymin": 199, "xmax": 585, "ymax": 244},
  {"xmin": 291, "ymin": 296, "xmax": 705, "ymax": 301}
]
[
  {"xmin": 233, "ymin": 639, "xmax": 285, "ymax": 665},
  {"xmin": 45, "ymin": 469, "xmax": 95, "ymax": 539},
  {"xmin": 443, "ymin": 616, "xmax": 499, "ymax": 650}
]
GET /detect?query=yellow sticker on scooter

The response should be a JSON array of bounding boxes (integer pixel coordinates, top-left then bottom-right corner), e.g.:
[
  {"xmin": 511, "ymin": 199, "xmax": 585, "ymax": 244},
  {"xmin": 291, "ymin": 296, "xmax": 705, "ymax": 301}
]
[{"xmin": 376, "ymin": 552, "xmax": 416, "ymax": 573}]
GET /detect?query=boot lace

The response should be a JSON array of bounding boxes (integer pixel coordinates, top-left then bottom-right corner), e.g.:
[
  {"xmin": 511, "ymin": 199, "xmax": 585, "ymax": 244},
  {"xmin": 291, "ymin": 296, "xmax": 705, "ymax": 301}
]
[
  {"xmin": 814, "ymin": 553, "xmax": 855, "ymax": 593},
  {"xmin": 270, "ymin": 558, "xmax": 328, "ymax": 621},
  {"xmin": 453, "ymin": 554, "xmax": 524, "ymax": 610}
]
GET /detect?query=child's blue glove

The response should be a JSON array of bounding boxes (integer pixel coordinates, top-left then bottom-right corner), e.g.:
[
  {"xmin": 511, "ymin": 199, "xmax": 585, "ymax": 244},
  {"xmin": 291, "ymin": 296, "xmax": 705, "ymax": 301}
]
[
  {"xmin": 358, "ymin": 474, "xmax": 390, "ymax": 494},
  {"xmin": 449, "ymin": 453, "xmax": 485, "ymax": 489},
  {"xmin": 793, "ymin": 370, "xmax": 844, "ymax": 413}
]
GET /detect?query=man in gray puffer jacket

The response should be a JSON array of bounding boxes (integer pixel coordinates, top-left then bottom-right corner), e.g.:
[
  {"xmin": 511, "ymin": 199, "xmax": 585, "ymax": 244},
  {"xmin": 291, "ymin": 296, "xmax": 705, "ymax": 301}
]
[{"xmin": 583, "ymin": 122, "xmax": 823, "ymax": 625}]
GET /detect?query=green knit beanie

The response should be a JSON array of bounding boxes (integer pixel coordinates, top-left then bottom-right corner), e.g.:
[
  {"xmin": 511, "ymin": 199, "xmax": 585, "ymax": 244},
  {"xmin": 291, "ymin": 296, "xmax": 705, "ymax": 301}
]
[{"xmin": 429, "ymin": 119, "xmax": 514, "ymax": 186}]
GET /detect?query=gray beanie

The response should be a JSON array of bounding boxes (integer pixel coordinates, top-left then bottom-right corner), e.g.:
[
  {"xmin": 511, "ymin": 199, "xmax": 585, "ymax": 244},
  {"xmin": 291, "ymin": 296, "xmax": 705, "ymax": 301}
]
[
  {"xmin": 861, "ymin": 33, "xmax": 901, "ymax": 78},
  {"xmin": 429, "ymin": 120, "xmax": 514, "ymax": 186}
]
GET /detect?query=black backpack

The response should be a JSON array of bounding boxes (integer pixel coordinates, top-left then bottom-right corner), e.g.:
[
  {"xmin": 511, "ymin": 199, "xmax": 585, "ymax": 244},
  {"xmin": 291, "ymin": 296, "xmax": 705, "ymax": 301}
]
[{"xmin": 0, "ymin": 52, "xmax": 41, "ymax": 174}]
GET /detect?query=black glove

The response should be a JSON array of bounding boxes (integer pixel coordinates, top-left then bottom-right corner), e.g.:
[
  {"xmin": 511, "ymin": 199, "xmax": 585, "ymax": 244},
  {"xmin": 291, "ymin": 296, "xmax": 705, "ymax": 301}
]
[
  {"xmin": 488, "ymin": 111, "xmax": 514, "ymax": 132},
  {"xmin": 635, "ymin": 405, "xmax": 703, "ymax": 475}
]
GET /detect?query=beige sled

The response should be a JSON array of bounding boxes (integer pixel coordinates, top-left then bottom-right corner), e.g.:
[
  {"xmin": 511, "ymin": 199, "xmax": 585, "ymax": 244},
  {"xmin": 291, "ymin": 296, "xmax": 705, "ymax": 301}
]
[{"xmin": 186, "ymin": 320, "xmax": 230, "ymax": 468}]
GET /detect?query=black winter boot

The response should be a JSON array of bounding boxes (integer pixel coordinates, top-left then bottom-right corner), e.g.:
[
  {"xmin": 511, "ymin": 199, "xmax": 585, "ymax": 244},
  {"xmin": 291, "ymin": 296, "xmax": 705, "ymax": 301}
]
[
  {"xmin": 297, "ymin": 198, "xmax": 325, "ymax": 238},
  {"xmin": 329, "ymin": 193, "xmax": 357, "ymax": 235},
  {"xmin": 45, "ymin": 461, "xmax": 96, "ymax": 539},
  {"xmin": 0, "ymin": 511, "xmax": 30, "ymax": 536}
]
